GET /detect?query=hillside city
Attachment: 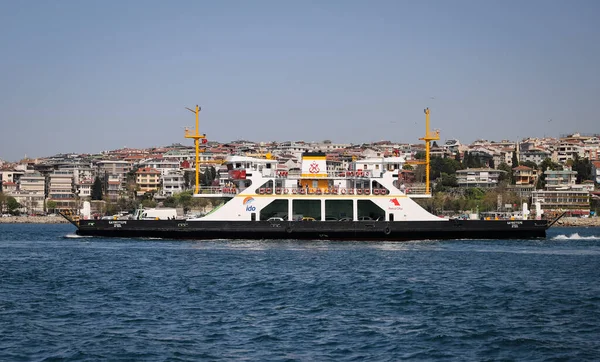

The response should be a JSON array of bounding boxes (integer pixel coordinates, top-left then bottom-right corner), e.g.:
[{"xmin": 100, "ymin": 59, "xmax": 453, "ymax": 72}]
[{"xmin": 1, "ymin": 133, "xmax": 600, "ymax": 218}]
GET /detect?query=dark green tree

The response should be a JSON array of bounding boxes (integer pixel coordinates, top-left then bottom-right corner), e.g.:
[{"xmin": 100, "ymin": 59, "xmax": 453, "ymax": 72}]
[
  {"xmin": 91, "ymin": 176, "xmax": 103, "ymax": 200},
  {"xmin": 46, "ymin": 200, "xmax": 57, "ymax": 214},
  {"xmin": 434, "ymin": 173, "xmax": 459, "ymax": 192},
  {"xmin": 176, "ymin": 191, "xmax": 193, "ymax": 213},
  {"xmin": 572, "ymin": 155, "xmax": 592, "ymax": 183},
  {"xmin": 415, "ymin": 151, "xmax": 426, "ymax": 160},
  {"xmin": 497, "ymin": 162, "xmax": 513, "ymax": 184},
  {"xmin": 0, "ymin": 192, "xmax": 6, "ymax": 213},
  {"xmin": 430, "ymin": 157, "xmax": 463, "ymax": 179},
  {"xmin": 7, "ymin": 196, "xmax": 21, "ymax": 215},
  {"xmin": 454, "ymin": 152, "xmax": 461, "ymax": 163},
  {"xmin": 163, "ymin": 196, "xmax": 177, "ymax": 208},
  {"xmin": 141, "ymin": 199, "xmax": 157, "ymax": 208},
  {"xmin": 511, "ymin": 149, "xmax": 519, "ymax": 167}
]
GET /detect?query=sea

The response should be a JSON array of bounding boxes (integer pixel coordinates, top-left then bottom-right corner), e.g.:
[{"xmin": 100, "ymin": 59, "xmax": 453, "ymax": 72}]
[{"xmin": 1, "ymin": 224, "xmax": 599, "ymax": 361}]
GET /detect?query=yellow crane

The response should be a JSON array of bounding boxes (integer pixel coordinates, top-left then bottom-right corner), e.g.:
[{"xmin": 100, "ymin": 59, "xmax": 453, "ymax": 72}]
[
  {"xmin": 405, "ymin": 108, "xmax": 440, "ymax": 194},
  {"xmin": 184, "ymin": 105, "xmax": 206, "ymax": 194}
]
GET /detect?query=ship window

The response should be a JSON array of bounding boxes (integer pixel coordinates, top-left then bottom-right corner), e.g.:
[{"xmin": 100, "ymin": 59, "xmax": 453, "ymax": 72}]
[
  {"xmin": 325, "ymin": 200, "xmax": 353, "ymax": 220},
  {"xmin": 293, "ymin": 199, "xmax": 321, "ymax": 221},
  {"xmin": 251, "ymin": 213, "xmax": 256, "ymax": 221},
  {"xmin": 260, "ymin": 199, "xmax": 288, "ymax": 221},
  {"xmin": 389, "ymin": 214, "xmax": 394, "ymax": 221},
  {"xmin": 357, "ymin": 200, "xmax": 385, "ymax": 221}
]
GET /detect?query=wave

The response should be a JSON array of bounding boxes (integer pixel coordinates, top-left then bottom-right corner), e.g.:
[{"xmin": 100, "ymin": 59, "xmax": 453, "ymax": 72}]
[
  {"xmin": 553, "ymin": 233, "xmax": 599, "ymax": 240},
  {"xmin": 64, "ymin": 234, "xmax": 93, "ymax": 238}
]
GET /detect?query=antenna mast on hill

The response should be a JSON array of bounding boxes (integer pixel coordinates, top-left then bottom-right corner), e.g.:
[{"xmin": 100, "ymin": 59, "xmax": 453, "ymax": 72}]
[{"xmin": 184, "ymin": 105, "xmax": 207, "ymax": 195}]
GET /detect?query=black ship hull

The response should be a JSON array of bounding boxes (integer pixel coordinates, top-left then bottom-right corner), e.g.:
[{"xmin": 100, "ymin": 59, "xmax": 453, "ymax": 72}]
[{"xmin": 73, "ymin": 219, "xmax": 548, "ymax": 241}]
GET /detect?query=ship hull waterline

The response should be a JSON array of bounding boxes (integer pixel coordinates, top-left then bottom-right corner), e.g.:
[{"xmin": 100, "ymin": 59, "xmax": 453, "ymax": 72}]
[{"xmin": 73, "ymin": 219, "xmax": 548, "ymax": 241}]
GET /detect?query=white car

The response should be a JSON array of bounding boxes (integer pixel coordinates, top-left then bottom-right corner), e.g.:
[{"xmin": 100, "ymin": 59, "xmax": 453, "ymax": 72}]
[{"xmin": 267, "ymin": 217, "xmax": 284, "ymax": 221}]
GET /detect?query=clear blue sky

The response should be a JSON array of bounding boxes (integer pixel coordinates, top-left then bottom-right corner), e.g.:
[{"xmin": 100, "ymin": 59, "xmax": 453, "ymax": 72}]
[{"xmin": 1, "ymin": 0, "xmax": 598, "ymax": 161}]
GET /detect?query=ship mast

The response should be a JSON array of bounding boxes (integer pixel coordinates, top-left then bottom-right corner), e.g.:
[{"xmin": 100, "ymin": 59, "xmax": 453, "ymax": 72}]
[
  {"xmin": 418, "ymin": 108, "xmax": 440, "ymax": 194},
  {"xmin": 184, "ymin": 105, "xmax": 206, "ymax": 194}
]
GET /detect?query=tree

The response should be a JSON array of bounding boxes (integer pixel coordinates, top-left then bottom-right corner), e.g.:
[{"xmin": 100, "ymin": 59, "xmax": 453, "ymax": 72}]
[
  {"xmin": 46, "ymin": 200, "xmax": 57, "ymax": 214},
  {"xmin": 0, "ymin": 192, "xmax": 6, "ymax": 214},
  {"xmin": 497, "ymin": 163, "xmax": 513, "ymax": 184},
  {"xmin": 454, "ymin": 152, "xmax": 461, "ymax": 163},
  {"xmin": 430, "ymin": 157, "xmax": 462, "ymax": 179},
  {"xmin": 511, "ymin": 149, "xmax": 519, "ymax": 167},
  {"xmin": 91, "ymin": 176, "xmax": 103, "ymax": 200},
  {"xmin": 194, "ymin": 198, "xmax": 210, "ymax": 213},
  {"xmin": 141, "ymin": 199, "xmax": 157, "ymax": 208},
  {"xmin": 183, "ymin": 170, "xmax": 194, "ymax": 189},
  {"xmin": 572, "ymin": 155, "xmax": 592, "ymax": 183},
  {"xmin": 177, "ymin": 192, "xmax": 193, "ymax": 214},
  {"xmin": 434, "ymin": 173, "xmax": 458, "ymax": 192},
  {"xmin": 7, "ymin": 196, "xmax": 21, "ymax": 215},
  {"xmin": 163, "ymin": 196, "xmax": 177, "ymax": 208}
]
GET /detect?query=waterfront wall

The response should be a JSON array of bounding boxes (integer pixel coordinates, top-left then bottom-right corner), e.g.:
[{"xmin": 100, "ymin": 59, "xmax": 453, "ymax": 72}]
[
  {"xmin": 0, "ymin": 216, "xmax": 69, "ymax": 224},
  {"xmin": 556, "ymin": 217, "xmax": 600, "ymax": 227}
]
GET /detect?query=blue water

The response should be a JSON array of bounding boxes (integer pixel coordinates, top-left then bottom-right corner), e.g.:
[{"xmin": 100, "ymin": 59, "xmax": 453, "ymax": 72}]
[{"xmin": 1, "ymin": 224, "xmax": 600, "ymax": 361}]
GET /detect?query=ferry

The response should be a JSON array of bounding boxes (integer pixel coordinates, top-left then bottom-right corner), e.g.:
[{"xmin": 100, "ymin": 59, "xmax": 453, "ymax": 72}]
[{"xmin": 61, "ymin": 107, "xmax": 557, "ymax": 240}]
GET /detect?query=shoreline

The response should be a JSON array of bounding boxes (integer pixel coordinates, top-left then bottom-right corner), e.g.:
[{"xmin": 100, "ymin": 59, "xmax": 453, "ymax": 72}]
[{"xmin": 0, "ymin": 216, "xmax": 69, "ymax": 224}]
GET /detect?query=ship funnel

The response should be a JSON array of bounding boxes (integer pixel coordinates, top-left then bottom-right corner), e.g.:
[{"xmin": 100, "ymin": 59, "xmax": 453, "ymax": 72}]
[{"xmin": 301, "ymin": 152, "xmax": 328, "ymax": 178}]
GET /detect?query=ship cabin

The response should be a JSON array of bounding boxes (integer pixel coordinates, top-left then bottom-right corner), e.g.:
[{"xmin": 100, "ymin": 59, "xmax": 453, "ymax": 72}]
[{"xmin": 189, "ymin": 152, "xmax": 440, "ymax": 222}]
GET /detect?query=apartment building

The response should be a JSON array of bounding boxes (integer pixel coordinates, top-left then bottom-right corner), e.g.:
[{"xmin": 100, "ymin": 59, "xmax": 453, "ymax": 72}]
[
  {"xmin": 139, "ymin": 159, "xmax": 180, "ymax": 175},
  {"xmin": 544, "ymin": 170, "xmax": 577, "ymax": 190},
  {"xmin": 20, "ymin": 172, "xmax": 45, "ymax": 194},
  {"xmin": 135, "ymin": 167, "xmax": 161, "ymax": 196},
  {"xmin": 592, "ymin": 161, "xmax": 600, "ymax": 184},
  {"xmin": 520, "ymin": 149, "xmax": 550, "ymax": 165},
  {"xmin": 556, "ymin": 141, "xmax": 584, "ymax": 164},
  {"xmin": 456, "ymin": 168, "xmax": 506, "ymax": 188},
  {"xmin": 160, "ymin": 170, "xmax": 186, "ymax": 197},
  {"xmin": 106, "ymin": 175, "xmax": 121, "ymax": 201},
  {"xmin": 97, "ymin": 160, "xmax": 132, "ymax": 185},
  {"xmin": 76, "ymin": 180, "xmax": 93, "ymax": 199},
  {"xmin": 532, "ymin": 169, "xmax": 591, "ymax": 217},
  {"xmin": 532, "ymin": 190, "xmax": 590, "ymax": 217},
  {"xmin": 47, "ymin": 170, "xmax": 75, "ymax": 210}
]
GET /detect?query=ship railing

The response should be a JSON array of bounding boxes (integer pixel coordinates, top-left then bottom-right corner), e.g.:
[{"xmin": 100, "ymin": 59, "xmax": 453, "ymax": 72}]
[
  {"xmin": 403, "ymin": 185, "xmax": 428, "ymax": 195},
  {"xmin": 194, "ymin": 186, "xmax": 240, "ymax": 196},
  {"xmin": 274, "ymin": 170, "xmax": 384, "ymax": 179},
  {"xmin": 256, "ymin": 187, "xmax": 392, "ymax": 196}
]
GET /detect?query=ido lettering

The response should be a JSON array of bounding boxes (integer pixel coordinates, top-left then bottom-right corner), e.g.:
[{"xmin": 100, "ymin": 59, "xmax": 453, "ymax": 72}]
[{"xmin": 246, "ymin": 205, "xmax": 256, "ymax": 212}]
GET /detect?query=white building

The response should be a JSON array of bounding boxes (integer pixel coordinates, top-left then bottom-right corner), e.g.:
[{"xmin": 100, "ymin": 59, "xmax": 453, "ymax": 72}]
[
  {"xmin": 456, "ymin": 168, "xmax": 506, "ymax": 188},
  {"xmin": 161, "ymin": 170, "xmax": 186, "ymax": 197},
  {"xmin": 521, "ymin": 149, "xmax": 550, "ymax": 165},
  {"xmin": 139, "ymin": 158, "xmax": 181, "ymax": 175}
]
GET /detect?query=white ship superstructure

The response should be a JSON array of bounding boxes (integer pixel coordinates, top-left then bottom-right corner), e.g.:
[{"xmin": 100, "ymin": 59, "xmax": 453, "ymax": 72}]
[{"xmin": 188, "ymin": 152, "xmax": 445, "ymax": 222}]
